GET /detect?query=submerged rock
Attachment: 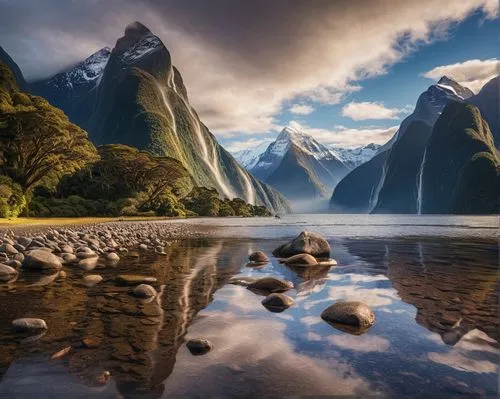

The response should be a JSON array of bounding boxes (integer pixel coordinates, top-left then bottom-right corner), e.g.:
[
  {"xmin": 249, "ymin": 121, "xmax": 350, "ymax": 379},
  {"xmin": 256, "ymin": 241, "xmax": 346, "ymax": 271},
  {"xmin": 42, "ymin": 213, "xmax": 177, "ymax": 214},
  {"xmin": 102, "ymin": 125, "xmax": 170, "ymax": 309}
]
[
  {"xmin": 321, "ymin": 301, "xmax": 375, "ymax": 334},
  {"xmin": 273, "ymin": 231, "xmax": 330, "ymax": 258},
  {"xmin": 186, "ymin": 338, "xmax": 213, "ymax": 355},
  {"xmin": 281, "ymin": 253, "xmax": 318, "ymax": 266},
  {"xmin": 116, "ymin": 274, "xmax": 158, "ymax": 286},
  {"xmin": 248, "ymin": 251, "xmax": 269, "ymax": 263},
  {"xmin": 51, "ymin": 346, "xmax": 71, "ymax": 360},
  {"xmin": 83, "ymin": 274, "xmax": 103, "ymax": 287},
  {"xmin": 132, "ymin": 284, "xmax": 157, "ymax": 298},
  {"xmin": 262, "ymin": 293, "xmax": 294, "ymax": 312},
  {"xmin": 12, "ymin": 318, "xmax": 48, "ymax": 332},
  {"xmin": 23, "ymin": 249, "xmax": 62, "ymax": 270},
  {"xmin": 247, "ymin": 277, "xmax": 293, "ymax": 293}
]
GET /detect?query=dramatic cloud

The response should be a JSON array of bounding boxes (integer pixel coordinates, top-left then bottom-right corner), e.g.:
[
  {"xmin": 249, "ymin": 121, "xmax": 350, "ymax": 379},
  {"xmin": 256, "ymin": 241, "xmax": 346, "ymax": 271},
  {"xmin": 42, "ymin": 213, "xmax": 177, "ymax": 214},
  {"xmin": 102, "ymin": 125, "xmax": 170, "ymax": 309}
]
[
  {"xmin": 225, "ymin": 137, "xmax": 274, "ymax": 153},
  {"xmin": 423, "ymin": 58, "xmax": 499, "ymax": 92},
  {"xmin": 0, "ymin": 0, "xmax": 497, "ymax": 134},
  {"xmin": 289, "ymin": 104, "xmax": 315, "ymax": 115},
  {"xmin": 342, "ymin": 101, "xmax": 411, "ymax": 120},
  {"xmin": 286, "ymin": 121, "xmax": 399, "ymax": 148}
]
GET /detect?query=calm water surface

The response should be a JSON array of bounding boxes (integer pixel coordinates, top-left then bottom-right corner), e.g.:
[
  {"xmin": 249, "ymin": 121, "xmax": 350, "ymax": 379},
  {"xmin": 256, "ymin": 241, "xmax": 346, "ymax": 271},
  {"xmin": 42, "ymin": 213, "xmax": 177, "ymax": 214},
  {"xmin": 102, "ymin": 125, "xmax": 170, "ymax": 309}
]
[{"xmin": 0, "ymin": 215, "xmax": 498, "ymax": 398}]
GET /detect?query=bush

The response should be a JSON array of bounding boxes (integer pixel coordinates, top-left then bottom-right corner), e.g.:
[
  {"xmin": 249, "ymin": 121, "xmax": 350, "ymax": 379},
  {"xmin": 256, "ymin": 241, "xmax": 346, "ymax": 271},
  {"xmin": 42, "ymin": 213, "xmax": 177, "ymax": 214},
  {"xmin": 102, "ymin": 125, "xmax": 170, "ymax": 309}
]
[{"xmin": 0, "ymin": 175, "xmax": 26, "ymax": 218}]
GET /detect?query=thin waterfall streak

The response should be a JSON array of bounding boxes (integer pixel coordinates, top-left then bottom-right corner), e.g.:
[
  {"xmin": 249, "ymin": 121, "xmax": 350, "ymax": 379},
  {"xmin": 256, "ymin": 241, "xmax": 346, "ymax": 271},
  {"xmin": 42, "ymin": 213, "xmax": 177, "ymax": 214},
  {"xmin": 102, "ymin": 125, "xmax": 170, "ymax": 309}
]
[
  {"xmin": 370, "ymin": 159, "xmax": 387, "ymax": 211},
  {"xmin": 239, "ymin": 167, "xmax": 256, "ymax": 204},
  {"xmin": 416, "ymin": 148, "xmax": 427, "ymax": 215}
]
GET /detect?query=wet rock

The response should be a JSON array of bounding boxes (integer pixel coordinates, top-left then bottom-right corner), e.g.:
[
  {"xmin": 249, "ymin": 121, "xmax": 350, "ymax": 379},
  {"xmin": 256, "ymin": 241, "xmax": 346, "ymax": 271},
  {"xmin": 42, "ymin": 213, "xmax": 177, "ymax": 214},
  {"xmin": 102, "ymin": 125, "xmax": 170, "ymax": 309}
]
[
  {"xmin": 262, "ymin": 293, "xmax": 294, "ymax": 312},
  {"xmin": 76, "ymin": 250, "xmax": 98, "ymax": 259},
  {"xmin": 0, "ymin": 243, "xmax": 18, "ymax": 255},
  {"xmin": 105, "ymin": 252, "xmax": 120, "ymax": 262},
  {"xmin": 132, "ymin": 284, "xmax": 157, "ymax": 298},
  {"xmin": 186, "ymin": 338, "xmax": 213, "ymax": 355},
  {"xmin": 78, "ymin": 257, "xmax": 98, "ymax": 271},
  {"xmin": 0, "ymin": 263, "xmax": 18, "ymax": 282},
  {"xmin": 59, "ymin": 244, "xmax": 73, "ymax": 254},
  {"xmin": 248, "ymin": 251, "xmax": 269, "ymax": 263},
  {"xmin": 282, "ymin": 253, "xmax": 318, "ymax": 266},
  {"xmin": 83, "ymin": 274, "xmax": 103, "ymax": 287},
  {"xmin": 59, "ymin": 270, "xmax": 67, "ymax": 278},
  {"xmin": 12, "ymin": 318, "xmax": 48, "ymax": 332},
  {"xmin": 16, "ymin": 237, "xmax": 32, "ymax": 247},
  {"xmin": 247, "ymin": 277, "xmax": 293, "ymax": 293},
  {"xmin": 229, "ymin": 276, "xmax": 257, "ymax": 286},
  {"xmin": 51, "ymin": 346, "xmax": 71, "ymax": 360},
  {"xmin": 273, "ymin": 231, "xmax": 330, "ymax": 258},
  {"xmin": 139, "ymin": 243, "xmax": 148, "ymax": 250},
  {"xmin": 61, "ymin": 253, "xmax": 78, "ymax": 264},
  {"xmin": 23, "ymin": 249, "xmax": 62, "ymax": 270},
  {"xmin": 116, "ymin": 274, "xmax": 158, "ymax": 286},
  {"xmin": 5, "ymin": 259, "xmax": 22, "ymax": 269},
  {"xmin": 82, "ymin": 337, "xmax": 101, "ymax": 349},
  {"xmin": 95, "ymin": 371, "xmax": 111, "ymax": 385},
  {"xmin": 13, "ymin": 253, "xmax": 24, "ymax": 263},
  {"xmin": 321, "ymin": 301, "xmax": 375, "ymax": 334}
]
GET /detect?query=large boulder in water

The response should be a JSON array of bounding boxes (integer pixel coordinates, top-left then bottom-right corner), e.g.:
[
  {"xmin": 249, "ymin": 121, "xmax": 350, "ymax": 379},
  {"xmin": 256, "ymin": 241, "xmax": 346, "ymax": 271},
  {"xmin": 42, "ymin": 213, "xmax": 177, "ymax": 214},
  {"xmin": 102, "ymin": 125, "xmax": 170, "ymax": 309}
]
[
  {"xmin": 273, "ymin": 231, "xmax": 330, "ymax": 258},
  {"xmin": 321, "ymin": 301, "xmax": 375, "ymax": 334},
  {"xmin": 262, "ymin": 293, "xmax": 294, "ymax": 312},
  {"xmin": 247, "ymin": 277, "xmax": 293, "ymax": 293},
  {"xmin": 281, "ymin": 253, "xmax": 318, "ymax": 266},
  {"xmin": 23, "ymin": 249, "xmax": 62, "ymax": 270}
]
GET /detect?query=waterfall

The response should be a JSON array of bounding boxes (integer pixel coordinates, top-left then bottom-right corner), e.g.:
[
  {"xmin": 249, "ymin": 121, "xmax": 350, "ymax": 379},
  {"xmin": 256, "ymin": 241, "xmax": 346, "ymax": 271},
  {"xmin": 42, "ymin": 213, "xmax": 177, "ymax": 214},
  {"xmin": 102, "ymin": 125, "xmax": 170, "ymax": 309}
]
[
  {"xmin": 237, "ymin": 166, "xmax": 256, "ymax": 204},
  {"xmin": 178, "ymin": 95, "xmax": 236, "ymax": 199},
  {"xmin": 370, "ymin": 159, "xmax": 387, "ymax": 211},
  {"xmin": 416, "ymin": 148, "xmax": 426, "ymax": 215}
]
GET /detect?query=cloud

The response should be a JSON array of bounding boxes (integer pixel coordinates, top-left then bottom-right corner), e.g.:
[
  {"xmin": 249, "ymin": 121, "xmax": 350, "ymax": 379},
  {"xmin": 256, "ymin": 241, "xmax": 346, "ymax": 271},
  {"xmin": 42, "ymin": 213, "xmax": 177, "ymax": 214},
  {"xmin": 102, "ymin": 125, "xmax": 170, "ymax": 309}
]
[
  {"xmin": 342, "ymin": 101, "xmax": 411, "ymax": 120},
  {"xmin": 289, "ymin": 104, "xmax": 315, "ymax": 115},
  {"xmin": 0, "ymin": 0, "xmax": 497, "ymax": 134},
  {"xmin": 224, "ymin": 137, "xmax": 274, "ymax": 152},
  {"xmin": 423, "ymin": 58, "xmax": 499, "ymax": 93},
  {"xmin": 328, "ymin": 334, "xmax": 390, "ymax": 353},
  {"xmin": 285, "ymin": 121, "xmax": 399, "ymax": 148}
]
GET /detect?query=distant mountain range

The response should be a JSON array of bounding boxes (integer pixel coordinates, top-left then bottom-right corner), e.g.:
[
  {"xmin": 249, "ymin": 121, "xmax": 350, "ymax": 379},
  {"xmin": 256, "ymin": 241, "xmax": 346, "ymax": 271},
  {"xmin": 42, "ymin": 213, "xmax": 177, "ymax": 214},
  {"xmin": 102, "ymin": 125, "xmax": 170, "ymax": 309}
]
[
  {"xmin": 2, "ymin": 22, "xmax": 290, "ymax": 214},
  {"xmin": 331, "ymin": 75, "xmax": 499, "ymax": 214},
  {"xmin": 234, "ymin": 124, "xmax": 352, "ymax": 205}
]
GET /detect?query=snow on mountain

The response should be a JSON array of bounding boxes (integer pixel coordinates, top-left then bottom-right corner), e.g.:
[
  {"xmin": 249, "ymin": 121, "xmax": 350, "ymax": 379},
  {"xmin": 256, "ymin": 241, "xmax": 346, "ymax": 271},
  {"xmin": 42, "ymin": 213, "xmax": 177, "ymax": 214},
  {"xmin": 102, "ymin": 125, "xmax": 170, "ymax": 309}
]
[
  {"xmin": 329, "ymin": 143, "xmax": 381, "ymax": 169},
  {"xmin": 49, "ymin": 47, "xmax": 111, "ymax": 90},
  {"xmin": 120, "ymin": 34, "xmax": 162, "ymax": 64},
  {"xmin": 233, "ymin": 141, "xmax": 272, "ymax": 169}
]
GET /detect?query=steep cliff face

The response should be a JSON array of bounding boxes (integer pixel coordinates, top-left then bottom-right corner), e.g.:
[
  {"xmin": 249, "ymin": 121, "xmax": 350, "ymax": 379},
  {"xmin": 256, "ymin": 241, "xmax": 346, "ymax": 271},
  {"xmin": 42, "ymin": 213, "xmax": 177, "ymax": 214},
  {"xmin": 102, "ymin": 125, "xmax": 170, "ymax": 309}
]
[
  {"xmin": 371, "ymin": 121, "xmax": 432, "ymax": 214},
  {"xmin": 0, "ymin": 46, "xmax": 26, "ymax": 91},
  {"xmin": 29, "ymin": 22, "xmax": 290, "ymax": 213},
  {"xmin": 468, "ymin": 76, "xmax": 499, "ymax": 148},
  {"xmin": 420, "ymin": 100, "xmax": 499, "ymax": 214},
  {"xmin": 330, "ymin": 150, "xmax": 389, "ymax": 213}
]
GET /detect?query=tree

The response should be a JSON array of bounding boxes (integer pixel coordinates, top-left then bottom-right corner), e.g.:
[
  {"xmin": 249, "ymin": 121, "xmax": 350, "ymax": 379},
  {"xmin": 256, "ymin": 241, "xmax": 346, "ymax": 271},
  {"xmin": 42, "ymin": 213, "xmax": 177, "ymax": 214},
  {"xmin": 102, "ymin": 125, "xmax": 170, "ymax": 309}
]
[{"xmin": 0, "ymin": 62, "xmax": 98, "ymax": 191}]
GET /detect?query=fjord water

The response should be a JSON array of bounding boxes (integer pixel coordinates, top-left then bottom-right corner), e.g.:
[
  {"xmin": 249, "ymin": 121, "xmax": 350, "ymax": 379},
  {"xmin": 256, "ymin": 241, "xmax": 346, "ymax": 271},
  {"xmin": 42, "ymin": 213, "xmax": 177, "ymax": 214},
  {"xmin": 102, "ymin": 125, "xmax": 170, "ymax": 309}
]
[{"xmin": 0, "ymin": 215, "xmax": 498, "ymax": 398}]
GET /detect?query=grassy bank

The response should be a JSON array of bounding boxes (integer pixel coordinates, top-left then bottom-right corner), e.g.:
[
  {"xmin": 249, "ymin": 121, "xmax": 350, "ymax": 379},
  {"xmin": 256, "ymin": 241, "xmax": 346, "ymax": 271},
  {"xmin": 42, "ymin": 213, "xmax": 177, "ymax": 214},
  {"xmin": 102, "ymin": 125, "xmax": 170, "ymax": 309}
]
[{"xmin": 0, "ymin": 216, "xmax": 173, "ymax": 228}]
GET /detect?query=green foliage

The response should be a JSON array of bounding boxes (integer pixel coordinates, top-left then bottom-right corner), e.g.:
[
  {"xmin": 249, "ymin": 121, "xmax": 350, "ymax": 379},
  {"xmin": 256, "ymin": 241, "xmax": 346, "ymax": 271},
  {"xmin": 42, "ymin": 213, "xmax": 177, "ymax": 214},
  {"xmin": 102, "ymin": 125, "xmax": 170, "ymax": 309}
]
[
  {"xmin": 0, "ymin": 175, "xmax": 26, "ymax": 218},
  {"xmin": 0, "ymin": 61, "xmax": 98, "ymax": 192}
]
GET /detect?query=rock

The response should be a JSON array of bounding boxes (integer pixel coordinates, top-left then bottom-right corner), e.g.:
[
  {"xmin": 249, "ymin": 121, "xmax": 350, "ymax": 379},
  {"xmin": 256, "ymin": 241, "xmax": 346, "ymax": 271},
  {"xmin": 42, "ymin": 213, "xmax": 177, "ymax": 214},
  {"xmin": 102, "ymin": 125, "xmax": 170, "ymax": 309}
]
[
  {"xmin": 76, "ymin": 250, "xmax": 98, "ymax": 259},
  {"xmin": 228, "ymin": 276, "xmax": 257, "ymax": 286},
  {"xmin": 262, "ymin": 293, "xmax": 294, "ymax": 312},
  {"xmin": 139, "ymin": 244, "xmax": 148, "ymax": 250},
  {"xmin": 247, "ymin": 277, "xmax": 293, "ymax": 293},
  {"xmin": 248, "ymin": 251, "xmax": 269, "ymax": 263},
  {"xmin": 59, "ymin": 270, "xmax": 67, "ymax": 278},
  {"xmin": 12, "ymin": 318, "xmax": 48, "ymax": 332},
  {"xmin": 59, "ymin": 244, "xmax": 73, "ymax": 254},
  {"xmin": 0, "ymin": 243, "xmax": 19, "ymax": 255},
  {"xmin": 16, "ymin": 237, "xmax": 32, "ymax": 247},
  {"xmin": 83, "ymin": 274, "xmax": 103, "ymax": 287},
  {"xmin": 321, "ymin": 301, "xmax": 375, "ymax": 334},
  {"xmin": 95, "ymin": 371, "xmax": 111, "ymax": 385},
  {"xmin": 61, "ymin": 253, "xmax": 78, "ymax": 264},
  {"xmin": 273, "ymin": 231, "xmax": 330, "ymax": 258},
  {"xmin": 5, "ymin": 259, "xmax": 22, "ymax": 269},
  {"xmin": 82, "ymin": 337, "xmax": 101, "ymax": 349},
  {"xmin": 78, "ymin": 257, "xmax": 98, "ymax": 271},
  {"xmin": 282, "ymin": 253, "xmax": 318, "ymax": 266},
  {"xmin": 23, "ymin": 249, "xmax": 62, "ymax": 270},
  {"xmin": 51, "ymin": 346, "xmax": 71, "ymax": 360},
  {"xmin": 132, "ymin": 284, "xmax": 157, "ymax": 298},
  {"xmin": 13, "ymin": 253, "xmax": 24, "ymax": 263},
  {"xmin": 116, "ymin": 274, "xmax": 158, "ymax": 286},
  {"xmin": 186, "ymin": 338, "xmax": 213, "ymax": 355},
  {"xmin": 0, "ymin": 263, "xmax": 18, "ymax": 282},
  {"xmin": 105, "ymin": 252, "xmax": 120, "ymax": 262}
]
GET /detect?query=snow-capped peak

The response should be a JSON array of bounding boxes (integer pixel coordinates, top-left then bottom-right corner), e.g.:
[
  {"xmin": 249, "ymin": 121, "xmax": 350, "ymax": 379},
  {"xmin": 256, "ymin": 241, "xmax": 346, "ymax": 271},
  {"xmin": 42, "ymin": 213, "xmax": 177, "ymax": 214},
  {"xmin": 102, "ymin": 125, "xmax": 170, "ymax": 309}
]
[
  {"xmin": 232, "ymin": 141, "xmax": 272, "ymax": 169},
  {"xmin": 329, "ymin": 143, "xmax": 381, "ymax": 169},
  {"xmin": 436, "ymin": 76, "xmax": 474, "ymax": 100},
  {"xmin": 120, "ymin": 34, "xmax": 162, "ymax": 64}
]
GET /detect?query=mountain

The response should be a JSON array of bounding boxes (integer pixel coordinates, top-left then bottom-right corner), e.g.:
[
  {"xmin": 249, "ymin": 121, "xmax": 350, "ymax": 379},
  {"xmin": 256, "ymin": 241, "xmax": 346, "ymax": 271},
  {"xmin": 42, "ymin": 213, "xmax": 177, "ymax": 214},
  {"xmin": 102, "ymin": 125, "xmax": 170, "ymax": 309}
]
[
  {"xmin": 371, "ymin": 121, "xmax": 432, "ymax": 214},
  {"xmin": 0, "ymin": 46, "xmax": 26, "ymax": 90},
  {"xmin": 468, "ymin": 75, "xmax": 499, "ymax": 148},
  {"xmin": 233, "ymin": 140, "xmax": 272, "ymax": 170},
  {"xmin": 329, "ymin": 143, "xmax": 380, "ymax": 169},
  {"xmin": 419, "ymin": 100, "xmax": 499, "ymax": 214},
  {"xmin": 30, "ymin": 47, "xmax": 111, "ymax": 128},
  {"xmin": 248, "ymin": 124, "xmax": 349, "ymax": 204},
  {"xmin": 330, "ymin": 150, "xmax": 389, "ymax": 213},
  {"xmin": 29, "ymin": 22, "xmax": 290, "ymax": 214},
  {"xmin": 331, "ymin": 76, "xmax": 473, "ymax": 213}
]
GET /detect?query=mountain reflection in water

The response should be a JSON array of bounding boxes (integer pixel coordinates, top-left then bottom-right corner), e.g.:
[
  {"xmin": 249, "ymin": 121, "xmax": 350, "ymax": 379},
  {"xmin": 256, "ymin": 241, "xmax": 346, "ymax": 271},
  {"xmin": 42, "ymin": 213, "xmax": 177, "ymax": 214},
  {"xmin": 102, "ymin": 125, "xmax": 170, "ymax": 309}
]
[{"xmin": 0, "ymin": 236, "xmax": 498, "ymax": 398}]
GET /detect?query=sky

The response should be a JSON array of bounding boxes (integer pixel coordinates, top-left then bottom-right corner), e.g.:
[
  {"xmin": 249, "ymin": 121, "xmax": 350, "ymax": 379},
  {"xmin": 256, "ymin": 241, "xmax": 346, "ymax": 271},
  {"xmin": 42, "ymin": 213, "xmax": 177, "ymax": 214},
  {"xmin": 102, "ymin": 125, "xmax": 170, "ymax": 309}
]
[{"xmin": 0, "ymin": 0, "xmax": 498, "ymax": 151}]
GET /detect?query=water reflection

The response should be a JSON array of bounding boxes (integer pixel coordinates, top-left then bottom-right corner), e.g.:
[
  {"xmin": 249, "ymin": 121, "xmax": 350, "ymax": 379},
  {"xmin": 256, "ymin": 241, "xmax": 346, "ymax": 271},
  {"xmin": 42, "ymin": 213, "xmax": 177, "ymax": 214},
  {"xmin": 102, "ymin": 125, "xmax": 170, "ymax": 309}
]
[{"xmin": 0, "ymin": 236, "xmax": 498, "ymax": 397}]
